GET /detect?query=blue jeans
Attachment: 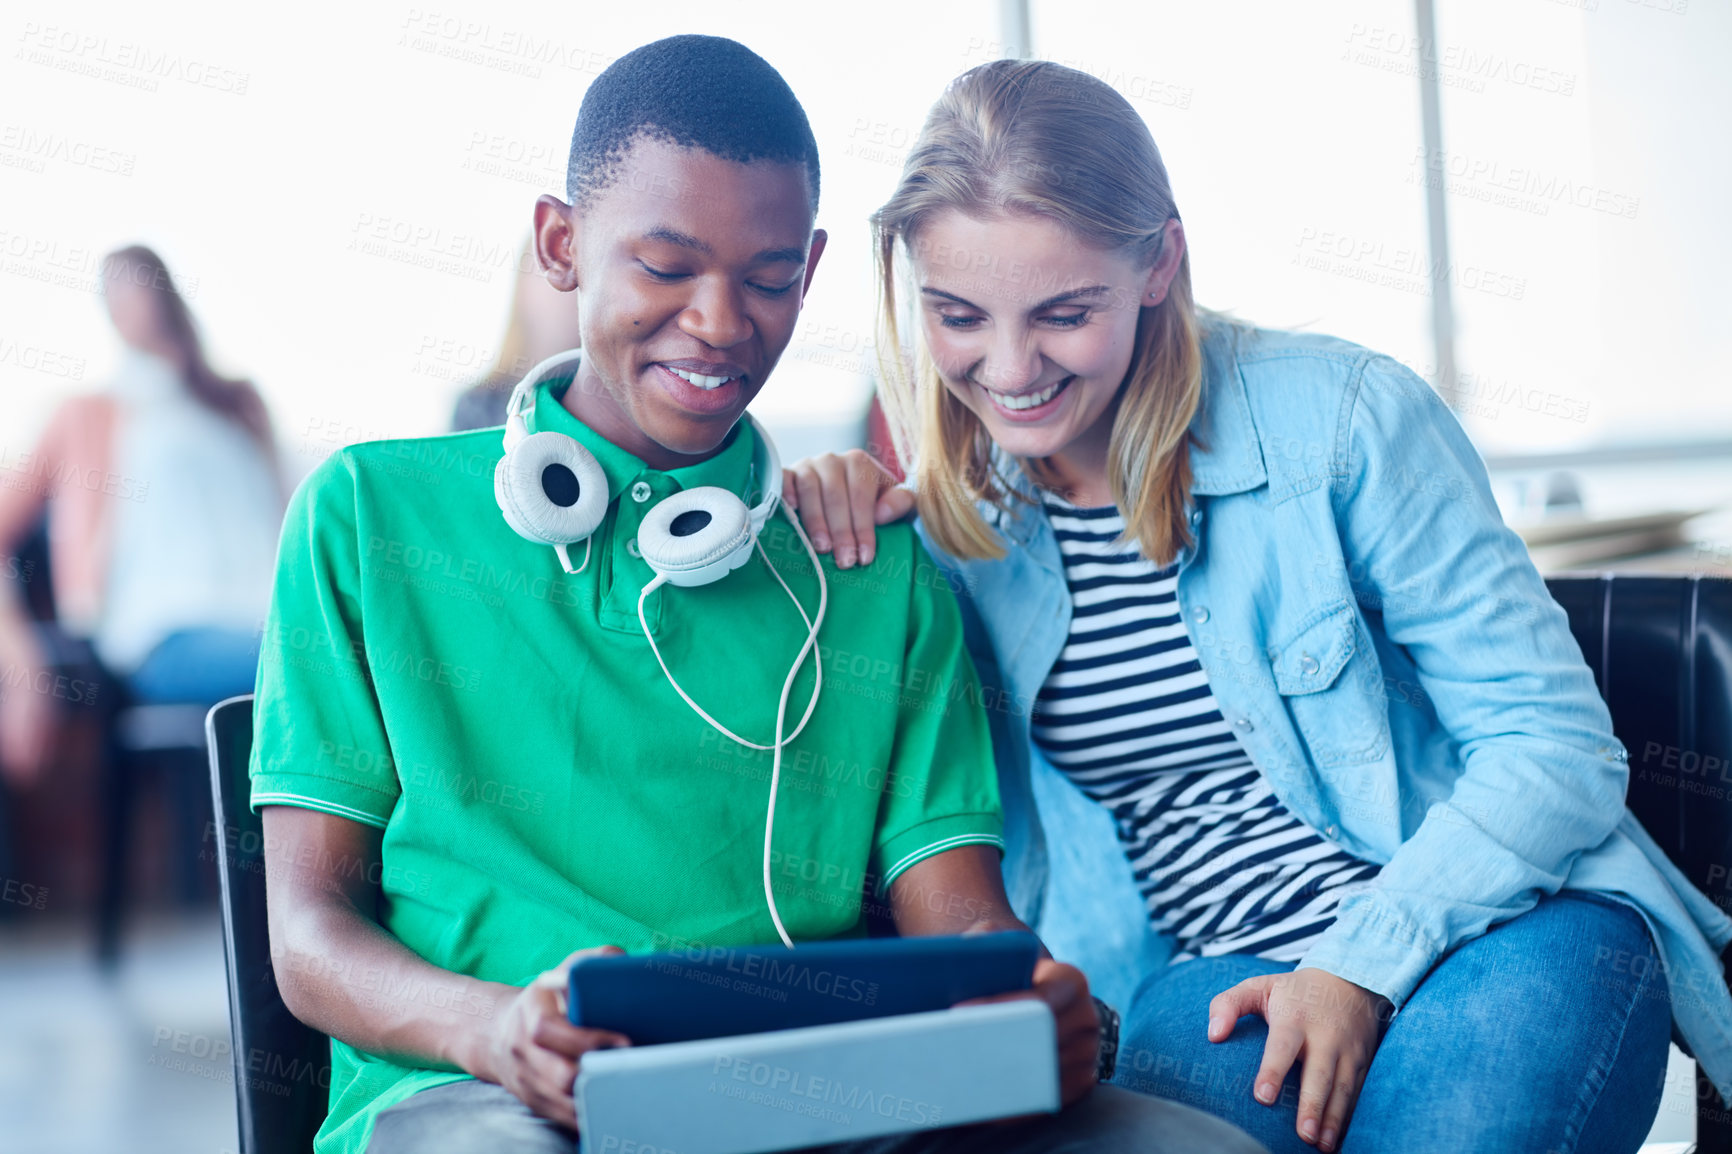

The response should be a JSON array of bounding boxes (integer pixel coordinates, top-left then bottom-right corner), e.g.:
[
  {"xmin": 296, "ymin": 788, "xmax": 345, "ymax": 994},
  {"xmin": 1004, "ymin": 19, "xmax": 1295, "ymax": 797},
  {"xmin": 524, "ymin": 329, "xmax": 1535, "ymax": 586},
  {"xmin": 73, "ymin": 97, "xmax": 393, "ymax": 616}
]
[
  {"xmin": 1112, "ymin": 892, "xmax": 1671, "ymax": 1153},
  {"xmin": 126, "ymin": 626, "xmax": 260, "ymax": 705}
]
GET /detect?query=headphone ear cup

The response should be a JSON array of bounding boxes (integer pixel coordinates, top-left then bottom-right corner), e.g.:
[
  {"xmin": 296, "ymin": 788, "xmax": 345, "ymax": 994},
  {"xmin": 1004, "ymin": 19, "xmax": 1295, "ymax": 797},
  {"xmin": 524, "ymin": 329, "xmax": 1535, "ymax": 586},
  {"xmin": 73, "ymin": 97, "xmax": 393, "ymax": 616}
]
[
  {"xmin": 638, "ymin": 487, "xmax": 754, "ymax": 587},
  {"xmin": 495, "ymin": 431, "xmax": 609, "ymax": 546}
]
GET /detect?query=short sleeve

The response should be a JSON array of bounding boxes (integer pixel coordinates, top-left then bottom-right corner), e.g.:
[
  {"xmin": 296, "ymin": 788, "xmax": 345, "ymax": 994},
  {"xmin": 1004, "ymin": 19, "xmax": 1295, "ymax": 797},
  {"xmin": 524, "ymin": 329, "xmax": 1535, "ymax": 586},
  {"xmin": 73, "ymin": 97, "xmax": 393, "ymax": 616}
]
[
  {"xmin": 248, "ymin": 452, "xmax": 400, "ymax": 829},
  {"xmin": 869, "ymin": 533, "xmax": 1004, "ymax": 894}
]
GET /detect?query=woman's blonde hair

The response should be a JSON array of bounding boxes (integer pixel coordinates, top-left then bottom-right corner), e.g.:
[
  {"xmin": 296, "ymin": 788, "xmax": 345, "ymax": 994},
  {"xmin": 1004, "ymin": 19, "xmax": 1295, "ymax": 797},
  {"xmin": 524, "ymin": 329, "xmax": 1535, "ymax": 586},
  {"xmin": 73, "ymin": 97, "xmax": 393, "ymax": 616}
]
[{"xmin": 871, "ymin": 59, "xmax": 1203, "ymax": 564}]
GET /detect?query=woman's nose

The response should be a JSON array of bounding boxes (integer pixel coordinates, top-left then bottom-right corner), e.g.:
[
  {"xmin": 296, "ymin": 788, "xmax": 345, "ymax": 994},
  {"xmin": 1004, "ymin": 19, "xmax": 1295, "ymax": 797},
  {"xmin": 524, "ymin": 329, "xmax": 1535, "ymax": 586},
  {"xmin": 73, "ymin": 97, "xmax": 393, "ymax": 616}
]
[{"xmin": 979, "ymin": 333, "xmax": 1042, "ymax": 394}]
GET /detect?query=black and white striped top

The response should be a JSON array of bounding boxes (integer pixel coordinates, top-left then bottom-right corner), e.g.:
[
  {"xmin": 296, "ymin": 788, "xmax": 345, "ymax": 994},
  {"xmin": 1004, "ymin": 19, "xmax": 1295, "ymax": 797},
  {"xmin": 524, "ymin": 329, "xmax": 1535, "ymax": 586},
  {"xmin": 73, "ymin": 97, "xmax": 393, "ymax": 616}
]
[{"xmin": 1029, "ymin": 493, "xmax": 1380, "ymax": 963}]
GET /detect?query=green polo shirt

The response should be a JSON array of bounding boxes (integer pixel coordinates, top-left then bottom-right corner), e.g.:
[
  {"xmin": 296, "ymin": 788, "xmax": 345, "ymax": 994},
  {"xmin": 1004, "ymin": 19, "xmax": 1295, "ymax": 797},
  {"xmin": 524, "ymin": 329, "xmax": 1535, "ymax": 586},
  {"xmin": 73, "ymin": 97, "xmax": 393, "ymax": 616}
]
[{"xmin": 247, "ymin": 371, "xmax": 1003, "ymax": 1154}]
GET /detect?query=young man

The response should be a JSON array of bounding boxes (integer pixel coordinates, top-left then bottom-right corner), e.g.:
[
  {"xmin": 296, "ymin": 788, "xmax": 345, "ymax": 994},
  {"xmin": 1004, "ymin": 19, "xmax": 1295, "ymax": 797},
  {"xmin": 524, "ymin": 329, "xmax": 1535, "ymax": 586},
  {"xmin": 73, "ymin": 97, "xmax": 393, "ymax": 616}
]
[{"xmin": 251, "ymin": 35, "xmax": 1261, "ymax": 1154}]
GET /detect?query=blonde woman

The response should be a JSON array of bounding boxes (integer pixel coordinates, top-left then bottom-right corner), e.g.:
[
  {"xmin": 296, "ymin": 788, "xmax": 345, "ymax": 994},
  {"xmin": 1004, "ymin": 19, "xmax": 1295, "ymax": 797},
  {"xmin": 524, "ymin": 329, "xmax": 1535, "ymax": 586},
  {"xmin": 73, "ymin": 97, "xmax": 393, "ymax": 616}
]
[{"xmin": 784, "ymin": 60, "xmax": 1732, "ymax": 1153}]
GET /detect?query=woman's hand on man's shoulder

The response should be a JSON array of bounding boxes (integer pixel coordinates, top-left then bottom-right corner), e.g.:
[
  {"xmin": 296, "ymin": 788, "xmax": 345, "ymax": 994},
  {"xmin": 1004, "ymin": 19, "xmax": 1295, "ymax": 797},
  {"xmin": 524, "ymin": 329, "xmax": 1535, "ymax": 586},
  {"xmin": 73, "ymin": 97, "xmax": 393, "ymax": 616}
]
[{"xmin": 782, "ymin": 449, "xmax": 916, "ymax": 569}]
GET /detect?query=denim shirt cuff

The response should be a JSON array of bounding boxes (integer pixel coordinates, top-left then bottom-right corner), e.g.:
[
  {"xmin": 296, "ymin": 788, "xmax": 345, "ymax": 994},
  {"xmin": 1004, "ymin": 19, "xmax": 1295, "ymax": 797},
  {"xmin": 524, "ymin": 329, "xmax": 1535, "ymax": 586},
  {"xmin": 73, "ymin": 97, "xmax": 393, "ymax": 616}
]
[{"xmin": 1296, "ymin": 904, "xmax": 1447, "ymax": 1010}]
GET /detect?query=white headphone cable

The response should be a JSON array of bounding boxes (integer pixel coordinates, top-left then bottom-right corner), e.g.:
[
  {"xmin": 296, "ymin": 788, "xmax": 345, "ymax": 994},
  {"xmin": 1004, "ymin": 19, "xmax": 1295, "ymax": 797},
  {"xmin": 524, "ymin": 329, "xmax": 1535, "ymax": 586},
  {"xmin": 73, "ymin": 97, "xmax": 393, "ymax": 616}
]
[
  {"xmin": 635, "ymin": 503, "xmax": 828, "ymax": 948},
  {"xmin": 554, "ymin": 538, "xmax": 592, "ymax": 577},
  {"xmin": 635, "ymin": 533, "xmax": 825, "ymax": 751}
]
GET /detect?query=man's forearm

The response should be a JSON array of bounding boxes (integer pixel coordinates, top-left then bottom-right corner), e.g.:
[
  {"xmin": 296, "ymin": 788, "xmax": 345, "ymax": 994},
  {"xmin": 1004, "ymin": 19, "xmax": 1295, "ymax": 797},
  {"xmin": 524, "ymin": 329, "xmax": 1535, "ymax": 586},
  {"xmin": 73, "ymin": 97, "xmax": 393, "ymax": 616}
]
[
  {"xmin": 262, "ymin": 804, "xmax": 515, "ymax": 1081},
  {"xmin": 273, "ymin": 890, "xmax": 515, "ymax": 1078}
]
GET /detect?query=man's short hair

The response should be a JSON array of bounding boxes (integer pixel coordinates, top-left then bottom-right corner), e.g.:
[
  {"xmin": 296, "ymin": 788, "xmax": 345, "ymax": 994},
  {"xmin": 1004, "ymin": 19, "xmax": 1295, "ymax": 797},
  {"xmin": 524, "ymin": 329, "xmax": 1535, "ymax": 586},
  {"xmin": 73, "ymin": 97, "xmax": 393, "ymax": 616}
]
[{"xmin": 567, "ymin": 35, "xmax": 820, "ymax": 212}]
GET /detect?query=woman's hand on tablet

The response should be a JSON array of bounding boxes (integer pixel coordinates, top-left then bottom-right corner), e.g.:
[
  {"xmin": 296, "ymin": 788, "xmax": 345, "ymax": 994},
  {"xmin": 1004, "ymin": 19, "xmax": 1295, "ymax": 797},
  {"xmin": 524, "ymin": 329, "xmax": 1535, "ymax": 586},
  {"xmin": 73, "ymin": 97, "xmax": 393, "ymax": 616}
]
[
  {"xmin": 782, "ymin": 449, "xmax": 915, "ymax": 569},
  {"xmin": 477, "ymin": 945, "xmax": 633, "ymax": 1130}
]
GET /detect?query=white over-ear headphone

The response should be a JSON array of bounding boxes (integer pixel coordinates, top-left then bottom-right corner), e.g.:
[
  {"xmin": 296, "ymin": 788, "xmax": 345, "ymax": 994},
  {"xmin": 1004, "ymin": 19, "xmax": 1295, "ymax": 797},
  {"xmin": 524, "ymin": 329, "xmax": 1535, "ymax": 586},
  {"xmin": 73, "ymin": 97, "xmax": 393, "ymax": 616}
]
[{"xmin": 495, "ymin": 348, "xmax": 825, "ymax": 947}]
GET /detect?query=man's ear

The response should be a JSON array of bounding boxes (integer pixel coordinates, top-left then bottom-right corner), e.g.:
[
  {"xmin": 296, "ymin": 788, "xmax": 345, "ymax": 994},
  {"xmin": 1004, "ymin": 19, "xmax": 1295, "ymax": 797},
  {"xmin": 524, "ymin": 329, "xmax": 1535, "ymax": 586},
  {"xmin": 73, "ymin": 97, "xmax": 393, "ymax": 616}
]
[
  {"xmin": 1141, "ymin": 218, "xmax": 1187, "ymax": 308},
  {"xmin": 533, "ymin": 194, "xmax": 580, "ymax": 292},
  {"xmin": 799, "ymin": 228, "xmax": 828, "ymax": 301}
]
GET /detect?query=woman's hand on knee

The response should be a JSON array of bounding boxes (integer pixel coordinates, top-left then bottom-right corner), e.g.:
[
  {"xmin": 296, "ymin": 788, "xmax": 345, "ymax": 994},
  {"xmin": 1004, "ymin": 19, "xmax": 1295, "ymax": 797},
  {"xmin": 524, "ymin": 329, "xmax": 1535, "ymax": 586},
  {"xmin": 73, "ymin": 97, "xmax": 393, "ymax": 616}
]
[
  {"xmin": 479, "ymin": 946, "xmax": 632, "ymax": 1129},
  {"xmin": 1208, "ymin": 966, "xmax": 1389, "ymax": 1154},
  {"xmin": 781, "ymin": 450, "xmax": 914, "ymax": 569}
]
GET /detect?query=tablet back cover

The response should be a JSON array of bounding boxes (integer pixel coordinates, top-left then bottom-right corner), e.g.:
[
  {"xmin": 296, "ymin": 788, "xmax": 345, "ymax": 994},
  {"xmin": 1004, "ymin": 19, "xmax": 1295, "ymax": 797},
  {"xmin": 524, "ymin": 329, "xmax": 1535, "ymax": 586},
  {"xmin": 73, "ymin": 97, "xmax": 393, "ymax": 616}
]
[{"xmin": 569, "ymin": 932, "xmax": 1039, "ymax": 1045}]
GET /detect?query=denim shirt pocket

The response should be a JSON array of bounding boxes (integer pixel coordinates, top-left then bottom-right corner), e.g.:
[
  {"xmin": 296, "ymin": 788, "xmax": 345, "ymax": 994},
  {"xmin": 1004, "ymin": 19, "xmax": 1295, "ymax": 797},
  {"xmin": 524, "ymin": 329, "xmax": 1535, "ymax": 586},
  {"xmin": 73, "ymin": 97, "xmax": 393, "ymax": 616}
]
[{"xmin": 1269, "ymin": 598, "xmax": 1391, "ymax": 766}]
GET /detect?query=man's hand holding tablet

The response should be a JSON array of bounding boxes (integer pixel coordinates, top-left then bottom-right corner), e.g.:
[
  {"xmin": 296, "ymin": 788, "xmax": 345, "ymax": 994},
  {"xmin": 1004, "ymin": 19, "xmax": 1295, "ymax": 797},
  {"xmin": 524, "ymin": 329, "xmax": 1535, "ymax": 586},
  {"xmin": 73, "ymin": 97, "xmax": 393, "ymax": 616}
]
[{"xmin": 470, "ymin": 946, "xmax": 632, "ymax": 1130}]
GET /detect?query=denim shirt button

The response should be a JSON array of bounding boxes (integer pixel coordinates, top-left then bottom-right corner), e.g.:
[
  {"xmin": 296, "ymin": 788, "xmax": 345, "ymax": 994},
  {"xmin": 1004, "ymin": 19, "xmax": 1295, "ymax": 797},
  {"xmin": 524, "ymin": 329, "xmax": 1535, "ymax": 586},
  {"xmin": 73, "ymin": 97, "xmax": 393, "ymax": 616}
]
[
  {"xmin": 1325, "ymin": 824, "xmax": 1340, "ymax": 839},
  {"xmin": 1232, "ymin": 717, "xmax": 1253, "ymax": 732},
  {"xmin": 1300, "ymin": 653, "xmax": 1320, "ymax": 675},
  {"xmin": 1191, "ymin": 605, "xmax": 1210, "ymax": 624}
]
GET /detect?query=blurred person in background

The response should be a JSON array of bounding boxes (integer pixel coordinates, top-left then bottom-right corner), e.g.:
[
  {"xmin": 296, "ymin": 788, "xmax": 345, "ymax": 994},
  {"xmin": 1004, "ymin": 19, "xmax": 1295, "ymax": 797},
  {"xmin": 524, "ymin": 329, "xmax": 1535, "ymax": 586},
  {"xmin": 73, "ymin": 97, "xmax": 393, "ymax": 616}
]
[
  {"xmin": 0, "ymin": 244, "xmax": 285, "ymax": 788},
  {"xmin": 450, "ymin": 239, "xmax": 583, "ymax": 431}
]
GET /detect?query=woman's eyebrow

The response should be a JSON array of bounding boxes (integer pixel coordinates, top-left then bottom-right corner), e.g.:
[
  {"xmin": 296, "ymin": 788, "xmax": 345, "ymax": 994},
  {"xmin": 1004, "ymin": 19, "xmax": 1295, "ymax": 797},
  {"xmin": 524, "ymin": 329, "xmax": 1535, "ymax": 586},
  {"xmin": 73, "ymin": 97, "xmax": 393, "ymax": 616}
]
[
  {"xmin": 921, "ymin": 287, "xmax": 979, "ymax": 308},
  {"xmin": 921, "ymin": 284, "xmax": 1113, "ymax": 310},
  {"xmin": 1030, "ymin": 284, "xmax": 1112, "ymax": 309}
]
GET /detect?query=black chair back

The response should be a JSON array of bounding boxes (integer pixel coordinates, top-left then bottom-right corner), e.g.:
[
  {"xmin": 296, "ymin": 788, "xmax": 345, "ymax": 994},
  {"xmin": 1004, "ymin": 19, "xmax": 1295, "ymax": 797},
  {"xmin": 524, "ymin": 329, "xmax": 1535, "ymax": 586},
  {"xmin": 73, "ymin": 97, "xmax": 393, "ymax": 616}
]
[
  {"xmin": 1547, "ymin": 575, "xmax": 1732, "ymax": 1150},
  {"xmin": 206, "ymin": 694, "xmax": 331, "ymax": 1154}
]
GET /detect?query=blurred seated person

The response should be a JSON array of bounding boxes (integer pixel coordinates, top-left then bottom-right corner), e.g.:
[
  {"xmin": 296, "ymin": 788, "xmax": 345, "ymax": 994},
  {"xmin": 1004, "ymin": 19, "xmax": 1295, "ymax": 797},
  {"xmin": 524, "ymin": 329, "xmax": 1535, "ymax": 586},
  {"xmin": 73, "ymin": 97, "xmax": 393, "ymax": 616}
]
[
  {"xmin": 450, "ymin": 240, "xmax": 583, "ymax": 431},
  {"xmin": 0, "ymin": 245, "xmax": 285, "ymax": 786}
]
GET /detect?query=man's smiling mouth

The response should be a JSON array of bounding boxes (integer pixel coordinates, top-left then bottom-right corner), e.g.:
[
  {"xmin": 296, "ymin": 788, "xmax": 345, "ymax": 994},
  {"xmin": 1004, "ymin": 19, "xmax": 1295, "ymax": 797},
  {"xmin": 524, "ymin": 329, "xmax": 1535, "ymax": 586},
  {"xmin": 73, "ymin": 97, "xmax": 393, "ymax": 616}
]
[{"xmin": 665, "ymin": 366, "xmax": 739, "ymax": 390}]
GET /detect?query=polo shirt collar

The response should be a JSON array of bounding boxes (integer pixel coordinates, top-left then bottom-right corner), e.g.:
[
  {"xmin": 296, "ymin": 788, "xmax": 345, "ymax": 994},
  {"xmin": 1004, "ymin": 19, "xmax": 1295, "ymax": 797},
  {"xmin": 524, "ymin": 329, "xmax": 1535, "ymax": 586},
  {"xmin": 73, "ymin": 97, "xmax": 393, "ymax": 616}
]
[{"xmin": 525, "ymin": 368, "xmax": 759, "ymax": 502}]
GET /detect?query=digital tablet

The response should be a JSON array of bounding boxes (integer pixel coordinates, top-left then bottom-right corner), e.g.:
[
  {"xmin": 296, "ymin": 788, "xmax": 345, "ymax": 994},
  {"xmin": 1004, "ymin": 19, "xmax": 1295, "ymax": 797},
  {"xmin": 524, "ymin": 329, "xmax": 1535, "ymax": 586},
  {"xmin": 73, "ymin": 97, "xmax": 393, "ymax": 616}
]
[{"xmin": 568, "ymin": 932, "xmax": 1042, "ymax": 1045}]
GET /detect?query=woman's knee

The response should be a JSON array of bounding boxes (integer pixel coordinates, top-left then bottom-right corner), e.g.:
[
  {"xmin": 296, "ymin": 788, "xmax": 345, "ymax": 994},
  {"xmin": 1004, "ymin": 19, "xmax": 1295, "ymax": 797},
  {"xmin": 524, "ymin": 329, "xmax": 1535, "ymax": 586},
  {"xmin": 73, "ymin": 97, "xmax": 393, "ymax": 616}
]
[
  {"xmin": 1114, "ymin": 957, "xmax": 1308, "ymax": 1152},
  {"xmin": 1343, "ymin": 892, "xmax": 1672, "ymax": 1151}
]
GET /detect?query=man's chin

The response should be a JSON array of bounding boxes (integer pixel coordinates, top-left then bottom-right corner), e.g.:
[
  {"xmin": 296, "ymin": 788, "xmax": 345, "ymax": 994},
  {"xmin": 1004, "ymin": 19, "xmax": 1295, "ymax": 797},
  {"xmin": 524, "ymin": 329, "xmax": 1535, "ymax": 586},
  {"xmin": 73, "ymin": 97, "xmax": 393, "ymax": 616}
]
[{"xmin": 640, "ymin": 408, "xmax": 750, "ymax": 462}]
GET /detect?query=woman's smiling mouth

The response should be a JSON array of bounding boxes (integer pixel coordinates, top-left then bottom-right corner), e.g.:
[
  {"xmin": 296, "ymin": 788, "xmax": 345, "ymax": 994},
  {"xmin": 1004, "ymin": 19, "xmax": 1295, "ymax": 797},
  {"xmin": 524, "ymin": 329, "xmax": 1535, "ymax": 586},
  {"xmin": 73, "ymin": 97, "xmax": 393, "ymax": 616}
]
[{"xmin": 981, "ymin": 375, "xmax": 1076, "ymax": 418}]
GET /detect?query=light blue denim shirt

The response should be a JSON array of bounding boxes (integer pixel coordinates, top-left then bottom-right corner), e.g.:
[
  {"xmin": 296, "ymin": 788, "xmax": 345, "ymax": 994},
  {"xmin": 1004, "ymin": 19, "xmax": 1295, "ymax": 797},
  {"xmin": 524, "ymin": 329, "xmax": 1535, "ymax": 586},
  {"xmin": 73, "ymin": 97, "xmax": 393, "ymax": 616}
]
[{"xmin": 915, "ymin": 320, "xmax": 1732, "ymax": 1096}]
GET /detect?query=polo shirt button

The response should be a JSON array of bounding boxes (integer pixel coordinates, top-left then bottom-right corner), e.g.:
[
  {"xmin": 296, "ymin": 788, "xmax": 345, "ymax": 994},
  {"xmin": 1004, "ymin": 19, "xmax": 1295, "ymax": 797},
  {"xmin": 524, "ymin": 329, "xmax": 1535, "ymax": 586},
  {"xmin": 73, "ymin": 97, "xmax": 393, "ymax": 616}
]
[
  {"xmin": 1232, "ymin": 717, "xmax": 1253, "ymax": 732},
  {"xmin": 631, "ymin": 481, "xmax": 652, "ymax": 503},
  {"xmin": 626, "ymin": 539, "xmax": 641, "ymax": 558},
  {"xmin": 1299, "ymin": 653, "xmax": 1320, "ymax": 675},
  {"xmin": 1191, "ymin": 605, "xmax": 1210, "ymax": 624}
]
